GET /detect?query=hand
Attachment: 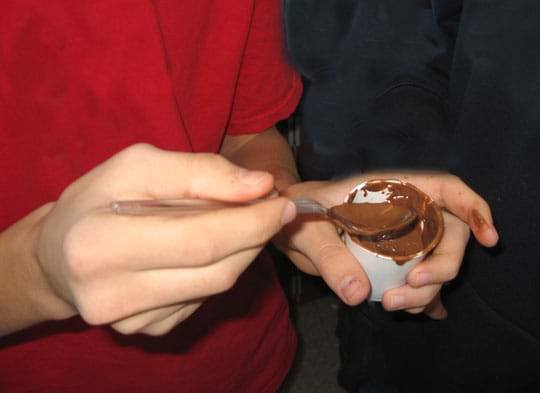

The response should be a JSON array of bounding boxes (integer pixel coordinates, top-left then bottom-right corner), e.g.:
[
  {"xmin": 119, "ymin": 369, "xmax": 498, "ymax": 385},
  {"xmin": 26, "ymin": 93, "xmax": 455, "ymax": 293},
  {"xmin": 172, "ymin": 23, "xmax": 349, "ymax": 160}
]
[
  {"xmin": 277, "ymin": 172, "xmax": 498, "ymax": 319},
  {"xmin": 30, "ymin": 144, "xmax": 295, "ymax": 335}
]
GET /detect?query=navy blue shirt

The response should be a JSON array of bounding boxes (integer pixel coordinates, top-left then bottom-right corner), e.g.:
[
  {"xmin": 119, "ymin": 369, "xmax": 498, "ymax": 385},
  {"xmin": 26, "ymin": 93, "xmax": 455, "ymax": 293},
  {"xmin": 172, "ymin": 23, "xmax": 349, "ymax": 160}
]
[{"xmin": 286, "ymin": 1, "xmax": 540, "ymax": 391}]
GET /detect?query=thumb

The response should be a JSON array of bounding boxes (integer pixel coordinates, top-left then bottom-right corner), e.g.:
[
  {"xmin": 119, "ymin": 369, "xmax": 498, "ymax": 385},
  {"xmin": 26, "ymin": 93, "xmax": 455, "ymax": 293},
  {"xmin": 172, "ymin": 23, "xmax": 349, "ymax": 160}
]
[
  {"xmin": 293, "ymin": 222, "xmax": 371, "ymax": 305},
  {"xmin": 110, "ymin": 145, "xmax": 276, "ymax": 201},
  {"xmin": 184, "ymin": 154, "xmax": 276, "ymax": 201}
]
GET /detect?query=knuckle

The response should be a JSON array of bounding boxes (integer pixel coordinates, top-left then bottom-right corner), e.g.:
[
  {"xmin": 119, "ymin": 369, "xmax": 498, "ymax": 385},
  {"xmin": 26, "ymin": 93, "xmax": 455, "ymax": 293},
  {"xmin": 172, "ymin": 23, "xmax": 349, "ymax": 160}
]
[
  {"xmin": 313, "ymin": 242, "xmax": 349, "ymax": 268},
  {"xmin": 121, "ymin": 143, "xmax": 157, "ymax": 159},
  {"xmin": 181, "ymin": 153, "xmax": 228, "ymax": 184},
  {"xmin": 76, "ymin": 286, "xmax": 127, "ymax": 326},
  {"xmin": 213, "ymin": 267, "xmax": 241, "ymax": 293},
  {"xmin": 190, "ymin": 152, "xmax": 227, "ymax": 172},
  {"xmin": 446, "ymin": 265, "xmax": 461, "ymax": 281},
  {"xmin": 447, "ymin": 173, "xmax": 461, "ymax": 183},
  {"xmin": 440, "ymin": 173, "xmax": 460, "ymax": 195},
  {"xmin": 77, "ymin": 300, "xmax": 107, "ymax": 326},
  {"xmin": 443, "ymin": 173, "xmax": 462, "ymax": 189},
  {"xmin": 62, "ymin": 223, "xmax": 100, "ymax": 282},
  {"xmin": 113, "ymin": 144, "xmax": 160, "ymax": 171}
]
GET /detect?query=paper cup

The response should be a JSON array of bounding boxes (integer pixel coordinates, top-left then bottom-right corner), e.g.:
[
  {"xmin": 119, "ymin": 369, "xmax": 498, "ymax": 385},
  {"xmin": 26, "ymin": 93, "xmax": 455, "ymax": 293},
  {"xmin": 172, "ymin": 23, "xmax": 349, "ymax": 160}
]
[{"xmin": 343, "ymin": 179, "xmax": 444, "ymax": 301}]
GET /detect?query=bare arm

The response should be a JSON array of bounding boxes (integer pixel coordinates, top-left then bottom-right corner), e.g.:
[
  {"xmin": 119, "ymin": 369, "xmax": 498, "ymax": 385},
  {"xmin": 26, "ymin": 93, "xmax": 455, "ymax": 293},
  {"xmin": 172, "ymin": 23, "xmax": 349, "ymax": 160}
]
[
  {"xmin": 220, "ymin": 127, "xmax": 299, "ymax": 192},
  {"xmin": 220, "ymin": 128, "xmax": 372, "ymax": 305},
  {"xmin": 0, "ymin": 204, "xmax": 75, "ymax": 336},
  {"xmin": 220, "ymin": 129, "xmax": 499, "ymax": 318},
  {"xmin": 1, "ymin": 145, "xmax": 293, "ymax": 337}
]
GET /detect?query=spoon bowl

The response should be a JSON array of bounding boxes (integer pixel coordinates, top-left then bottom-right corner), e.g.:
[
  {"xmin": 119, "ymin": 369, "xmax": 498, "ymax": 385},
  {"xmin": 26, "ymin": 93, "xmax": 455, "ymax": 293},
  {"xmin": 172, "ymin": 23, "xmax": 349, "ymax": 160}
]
[{"xmin": 327, "ymin": 202, "xmax": 417, "ymax": 237}]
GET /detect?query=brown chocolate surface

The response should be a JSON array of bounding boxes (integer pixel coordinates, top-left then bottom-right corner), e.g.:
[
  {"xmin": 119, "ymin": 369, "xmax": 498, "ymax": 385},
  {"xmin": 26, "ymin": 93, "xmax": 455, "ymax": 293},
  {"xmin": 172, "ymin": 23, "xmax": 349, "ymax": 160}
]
[
  {"xmin": 346, "ymin": 180, "xmax": 443, "ymax": 265},
  {"xmin": 329, "ymin": 202, "xmax": 417, "ymax": 237}
]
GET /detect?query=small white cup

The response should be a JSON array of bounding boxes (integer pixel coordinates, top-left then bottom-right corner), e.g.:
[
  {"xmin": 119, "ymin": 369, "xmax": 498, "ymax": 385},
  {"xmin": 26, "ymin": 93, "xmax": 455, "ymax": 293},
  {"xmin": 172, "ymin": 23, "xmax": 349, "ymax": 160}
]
[{"xmin": 343, "ymin": 179, "xmax": 443, "ymax": 301}]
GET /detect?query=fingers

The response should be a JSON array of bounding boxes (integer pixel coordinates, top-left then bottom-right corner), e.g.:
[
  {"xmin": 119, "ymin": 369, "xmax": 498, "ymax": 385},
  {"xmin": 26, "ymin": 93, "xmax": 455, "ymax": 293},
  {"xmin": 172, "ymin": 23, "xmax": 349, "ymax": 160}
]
[
  {"xmin": 381, "ymin": 214, "xmax": 469, "ymax": 319},
  {"xmin": 76, "ymin": 247, "xmax": 261, "ymax": 324},
  {"xmin": 111, "ymin": 301, "xmax": 203, "ymax": 336},
  {"xmin": 133, "ymin": 248, "xmax": 262, "ymax": 304},
  {"xmin": 381, "ymin": 283, "xmax": 443, "ymax": 315},
  {"xmin": 141, "ymin": 302, "xmax": 202, "ymax": 336},
  {"xmin": 429, "ymin": 174, "xmax": 499, "ymax": 247},
  {"xmin": 468, "ymin": 208, "xmax": 499, "ymax": 247},
  {"xmin": 423, "ymin": 294, "xmax": 448, "ymax": 320},
  {"xmin": 313, "ymin": 241, "xmax": 370, "ymax": 305},
  {"xmin": 111, "ymin": 303, "xmax": 188, "ymax": 335},
  {"xmin": 376, "ymin": 175, "xmax": 497, "ymax": 319},
  {"xmin": 65, "ymin": 197, "xmax": 296, "ymax": 273},
  {"xmin": 65, "ymin": 195, "xmax": 296, "ymax": 325},
  {"xmin": 401, "ymin": 293, "xmax": 448, "ymax": 320},
  {"xmin": 110, "ymin": 145, "xmax": 276, "ymax": 202},
  {"xmin": 407, "ymin": 213, "xmax": 470, "ymax": 288}
]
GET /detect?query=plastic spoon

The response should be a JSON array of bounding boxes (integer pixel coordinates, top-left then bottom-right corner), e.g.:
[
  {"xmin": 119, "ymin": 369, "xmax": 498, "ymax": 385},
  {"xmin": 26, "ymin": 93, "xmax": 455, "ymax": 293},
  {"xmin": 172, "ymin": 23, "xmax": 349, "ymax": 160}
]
[{"xmin": 111, "ymin": 198, "xmax": 417, "ymax": 237}]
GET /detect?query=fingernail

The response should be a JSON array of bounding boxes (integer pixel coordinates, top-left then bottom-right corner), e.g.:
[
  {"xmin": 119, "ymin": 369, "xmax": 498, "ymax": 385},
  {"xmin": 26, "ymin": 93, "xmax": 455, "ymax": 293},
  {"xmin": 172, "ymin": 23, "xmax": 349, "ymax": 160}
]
[
  {"xmin": 237, "ymin": 168, "xmax": 269, "ymax": 186},
  {"xmin": 488, "ymin": 227, "xmax": 500, "ymax": 244},
  {"xmin": 415, "ymin": 271, "xmax": 433, "ymax": 286},
  {"xmin": 280, "ymin": 201, "xmax": 297, "ymax": 225},
  {"xmin": 340, "ymin": 277, "xmax": 363, "ymax": 303},
  {"xmin": 389, "ymin": 295, "xmax": 406, "ymax": 310}
]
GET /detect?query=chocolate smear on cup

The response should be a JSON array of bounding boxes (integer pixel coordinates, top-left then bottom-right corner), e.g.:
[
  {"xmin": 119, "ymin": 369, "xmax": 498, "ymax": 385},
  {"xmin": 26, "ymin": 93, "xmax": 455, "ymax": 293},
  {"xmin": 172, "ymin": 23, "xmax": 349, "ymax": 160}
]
[{"xmin": 344, "ymin": 179, "xmax": 444, "ymax": 265}]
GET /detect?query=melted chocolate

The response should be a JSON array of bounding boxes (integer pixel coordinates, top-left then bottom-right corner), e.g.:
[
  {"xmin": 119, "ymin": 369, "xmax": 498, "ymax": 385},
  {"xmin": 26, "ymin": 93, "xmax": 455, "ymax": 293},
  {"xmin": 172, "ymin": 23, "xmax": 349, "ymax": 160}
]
[
  {"xmin": 329, "ymin": 202, "xmax": 417, "ymax": 237},
  {"xmin": 345, "ymin": 180, "xmax": 443, "ymax": 265}
]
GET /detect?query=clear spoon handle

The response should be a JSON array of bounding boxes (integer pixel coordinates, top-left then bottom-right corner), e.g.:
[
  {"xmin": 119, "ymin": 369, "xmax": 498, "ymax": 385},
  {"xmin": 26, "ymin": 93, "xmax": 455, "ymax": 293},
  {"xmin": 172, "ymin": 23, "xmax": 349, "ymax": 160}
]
[
  {"xmin": 291, "ymin": 199, "xmax": 328, "ymax": 215},
  {"xmin": 111, "ymin": 198, "xmax": 327, "ymax": 216}
]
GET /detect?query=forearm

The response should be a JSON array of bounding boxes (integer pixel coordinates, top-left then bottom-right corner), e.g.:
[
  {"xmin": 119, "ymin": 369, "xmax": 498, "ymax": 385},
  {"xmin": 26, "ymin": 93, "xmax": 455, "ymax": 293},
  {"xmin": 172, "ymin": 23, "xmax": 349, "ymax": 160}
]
[
  {"xmin": 0, "ymin": 204, "xmax": 74, "ymax": 337},
  {"xmin": 220, "ymin": 127, "xmax": 300, "ymax": 191}
]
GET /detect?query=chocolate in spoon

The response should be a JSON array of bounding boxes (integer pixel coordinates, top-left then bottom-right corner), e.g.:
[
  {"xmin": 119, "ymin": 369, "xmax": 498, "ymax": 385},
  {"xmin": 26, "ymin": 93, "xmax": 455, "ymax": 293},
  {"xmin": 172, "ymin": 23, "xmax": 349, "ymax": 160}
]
[
  {"xmin": 329, "ymin": 202, "xmax": 417, "ymax": 237},
  {"xmin": 294, "ymin": 199, "xmax": 418, "ymax": 237}
]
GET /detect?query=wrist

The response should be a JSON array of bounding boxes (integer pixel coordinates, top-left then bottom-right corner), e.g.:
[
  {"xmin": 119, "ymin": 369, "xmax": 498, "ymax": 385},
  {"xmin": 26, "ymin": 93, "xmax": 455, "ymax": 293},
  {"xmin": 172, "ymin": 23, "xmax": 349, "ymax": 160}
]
[
  {"xmin": 29, "ymin": 203, "xmax": 77, "ymax": 321},
  {"xmin": 0, "ymin": 203, "xmax": 75, "ymax": 336}
]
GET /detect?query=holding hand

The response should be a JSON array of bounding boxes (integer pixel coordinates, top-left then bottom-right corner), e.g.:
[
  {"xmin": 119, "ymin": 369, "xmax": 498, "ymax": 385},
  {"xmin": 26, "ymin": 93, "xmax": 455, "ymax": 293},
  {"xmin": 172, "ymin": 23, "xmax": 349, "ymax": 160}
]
[
  {"xmin": 276, "ymin": 172, "xmax": 498, "ymax": 319},
  {"xmin": 3, "ymin": 144, "xmax": 295, "ymax": 337}
]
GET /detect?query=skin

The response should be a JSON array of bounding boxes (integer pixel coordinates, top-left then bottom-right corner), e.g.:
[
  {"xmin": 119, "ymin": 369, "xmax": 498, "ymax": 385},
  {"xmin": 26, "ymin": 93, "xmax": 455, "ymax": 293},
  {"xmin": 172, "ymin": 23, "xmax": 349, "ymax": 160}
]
[
  {"xmin": 0, "ymin": 143, "xmax": 296, "ymax": 337},
  {"xmin": 1, "ymin": 128, "xmax": 498, "ymax": 338},
  {"xmin": 223, "ymin": 128, "xmax": 499, "ymax": 319},
  {"xmin": 280, "ymin": 172, "xmax": 499, "ymax": 319}
]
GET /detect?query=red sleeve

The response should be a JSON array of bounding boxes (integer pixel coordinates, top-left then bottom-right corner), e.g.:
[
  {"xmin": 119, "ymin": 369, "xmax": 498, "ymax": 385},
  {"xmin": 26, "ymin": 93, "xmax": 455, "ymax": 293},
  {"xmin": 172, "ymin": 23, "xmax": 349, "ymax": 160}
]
[{"xmin": 226, "ymin": 0, "xmax": 303, "ymax": 135}]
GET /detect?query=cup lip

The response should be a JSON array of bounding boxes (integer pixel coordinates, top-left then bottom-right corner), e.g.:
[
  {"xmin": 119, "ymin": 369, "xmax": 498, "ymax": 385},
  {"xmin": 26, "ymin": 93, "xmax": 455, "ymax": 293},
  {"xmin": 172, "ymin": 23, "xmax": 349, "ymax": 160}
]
[{"xmin": 344, "ymin": 178, "xmax": 445, "ymax": 262}]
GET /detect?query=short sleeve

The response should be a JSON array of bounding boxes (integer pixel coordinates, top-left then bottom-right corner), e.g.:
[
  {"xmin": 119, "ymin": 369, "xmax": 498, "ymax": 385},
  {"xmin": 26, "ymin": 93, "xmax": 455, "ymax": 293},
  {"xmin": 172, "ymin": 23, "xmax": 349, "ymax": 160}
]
[{"xmin": 226, "ymin": 0, "xmax": 303, "ymax": 135}]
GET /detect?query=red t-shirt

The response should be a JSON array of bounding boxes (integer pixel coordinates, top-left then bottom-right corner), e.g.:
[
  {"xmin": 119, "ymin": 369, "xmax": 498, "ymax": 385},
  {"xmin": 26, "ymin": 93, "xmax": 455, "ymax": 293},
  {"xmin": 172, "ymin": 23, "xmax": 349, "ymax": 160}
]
[{"xmin": 0, "ymin": 1, "xmax": 302, "ymax": 392}]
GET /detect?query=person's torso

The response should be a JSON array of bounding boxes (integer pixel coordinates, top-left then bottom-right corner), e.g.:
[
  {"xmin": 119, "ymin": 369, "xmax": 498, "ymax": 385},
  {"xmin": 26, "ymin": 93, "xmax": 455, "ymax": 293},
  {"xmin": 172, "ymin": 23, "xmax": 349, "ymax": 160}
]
[
  {"xmin": 0, "ymin": 2, "xmax": 296, "ymax": 392},
  {"xmin": 287, "ymin": 1, "xmax": 540, "ymax": 391}
]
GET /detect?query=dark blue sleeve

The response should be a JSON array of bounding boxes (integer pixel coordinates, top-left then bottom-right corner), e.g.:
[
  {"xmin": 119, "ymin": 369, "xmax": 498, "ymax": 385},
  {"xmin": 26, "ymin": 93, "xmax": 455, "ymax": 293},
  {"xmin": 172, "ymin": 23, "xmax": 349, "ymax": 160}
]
[{"xmin": 285, "ymin": 0, "xmax": 458, "ymax": 180}]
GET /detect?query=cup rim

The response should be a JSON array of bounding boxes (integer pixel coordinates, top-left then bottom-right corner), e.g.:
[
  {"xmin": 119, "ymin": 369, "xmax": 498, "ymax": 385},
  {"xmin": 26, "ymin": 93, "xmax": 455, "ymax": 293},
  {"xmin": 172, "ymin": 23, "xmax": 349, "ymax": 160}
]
[{"xmin": 344, "ymin": 178, "xmax": 445, "ymax": 262}]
